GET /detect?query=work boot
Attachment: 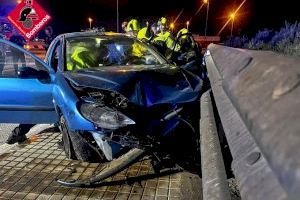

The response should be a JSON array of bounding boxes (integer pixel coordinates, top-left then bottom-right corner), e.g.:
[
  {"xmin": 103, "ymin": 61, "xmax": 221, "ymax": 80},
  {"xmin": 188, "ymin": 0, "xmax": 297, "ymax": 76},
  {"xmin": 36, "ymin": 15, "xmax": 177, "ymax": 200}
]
[{"xmin": 6, "ymin": 127, "xmax": 27, "ymax": 144}]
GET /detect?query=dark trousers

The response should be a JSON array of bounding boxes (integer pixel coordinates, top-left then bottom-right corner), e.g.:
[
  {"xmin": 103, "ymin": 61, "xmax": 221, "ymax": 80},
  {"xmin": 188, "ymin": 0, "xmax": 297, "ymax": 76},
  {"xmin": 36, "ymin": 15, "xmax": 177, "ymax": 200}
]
[{"xmin": 17, "ymin": 124, "xmax": 36, "ymax": 135}]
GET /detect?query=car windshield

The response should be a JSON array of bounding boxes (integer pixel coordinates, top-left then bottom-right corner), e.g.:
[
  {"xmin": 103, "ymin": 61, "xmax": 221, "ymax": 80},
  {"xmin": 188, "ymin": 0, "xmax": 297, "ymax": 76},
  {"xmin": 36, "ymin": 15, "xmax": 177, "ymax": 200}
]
[{"xmin": 65, "ymin": 35, "xmax": 167, "ymax": 71}]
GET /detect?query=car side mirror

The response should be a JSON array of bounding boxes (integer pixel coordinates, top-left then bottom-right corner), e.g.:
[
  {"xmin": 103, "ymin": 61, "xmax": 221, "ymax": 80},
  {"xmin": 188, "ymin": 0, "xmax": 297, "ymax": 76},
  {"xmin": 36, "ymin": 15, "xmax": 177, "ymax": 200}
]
[{"xmin": 18, "ymin": 67, "xmax": 51, "ymax": 83}]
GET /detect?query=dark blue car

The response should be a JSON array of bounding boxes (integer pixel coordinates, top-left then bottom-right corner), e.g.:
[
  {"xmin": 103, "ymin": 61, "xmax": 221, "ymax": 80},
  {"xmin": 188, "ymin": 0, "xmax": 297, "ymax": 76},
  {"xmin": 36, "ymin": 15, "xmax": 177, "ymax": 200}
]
[{"xmin": 0, "ymin": 31, "xmax": 203, "ymax": 163}]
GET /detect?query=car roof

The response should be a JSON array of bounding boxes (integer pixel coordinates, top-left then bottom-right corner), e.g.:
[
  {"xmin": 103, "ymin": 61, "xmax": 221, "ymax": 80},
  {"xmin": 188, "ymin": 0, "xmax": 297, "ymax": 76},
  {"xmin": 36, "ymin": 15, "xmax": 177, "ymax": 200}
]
[{"xmin": 60, "ymin": 31, "xmax": 132, "ymax": 39}]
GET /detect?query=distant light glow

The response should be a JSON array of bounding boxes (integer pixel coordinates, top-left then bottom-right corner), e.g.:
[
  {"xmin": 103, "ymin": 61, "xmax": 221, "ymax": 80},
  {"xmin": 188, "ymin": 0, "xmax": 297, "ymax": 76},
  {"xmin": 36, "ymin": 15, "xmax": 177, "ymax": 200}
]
[
  {"xmin": 24, "ymin": 44, "xmax": 30, "ymax": 50},
  {"xmin": 88, "ymin": 17, "xmax": 93, "ymax": 29},
  {"xmin": 116, "ymin": 45, "xmax": 121, "ymax": 51},
  {"xmin": 230, "ymin": 13, "xmax": 235, "ymax": 19},
  {"xmin": 203, "ymin": 0, "xmax": 208, "ymax": 4},
  {"xmin": 119, "ymin": 69, "xmax": 128, "ymax": 73},
  {"xmin": 170, "ymin": 23, "xmax": 174, "ymax": 29},
  {"xmin": 217, "ymin": 0, "xmax": 247, "ymax": 36},
  {"xmin": 17, "ymin": 0, "xmax": 22, "ymax": 4}
]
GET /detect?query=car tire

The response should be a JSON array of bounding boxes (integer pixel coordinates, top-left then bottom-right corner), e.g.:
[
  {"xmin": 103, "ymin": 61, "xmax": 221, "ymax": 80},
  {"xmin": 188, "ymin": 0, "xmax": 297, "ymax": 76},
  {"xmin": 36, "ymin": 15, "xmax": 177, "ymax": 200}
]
[
  {"xmin": 60, "ymin": 116, "xmax": 77, "ymax": 160},
  {"xmin": 59, "ymin": 115, "xmax": 105, "ymax": 163}
]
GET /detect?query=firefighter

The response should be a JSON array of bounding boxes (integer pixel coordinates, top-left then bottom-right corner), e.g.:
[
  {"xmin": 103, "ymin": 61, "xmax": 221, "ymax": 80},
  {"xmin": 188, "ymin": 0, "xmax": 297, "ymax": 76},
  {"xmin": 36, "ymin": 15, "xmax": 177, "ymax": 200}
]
[
  {"xmin": 177, "ymin": 28, "xmax": 189, "ymax": 40},
  {"xmin": 137, "ymin": 22, "xmax": 154, "ymax": 42},
  {"xmin": 151, "ymin": 23, "xmax": 159, "ymax": 36},
  {"xmin": 44, "ymin": 26, "xmax": 55, "ymax": 50},
  {"xmin": 157, "ymin": 17, "xmax": 167, "ymax": 32},
  {"xmin": 6, "ymin": 124, "xmax": 35, "ymax": 144},
  {"xmin": 131, "ymin": 41, "xmax": 147, "ymax": 58},
  {"xmin": 66, "ymin": 42, "xmax": 97, "ymax": 71},
  {"xmin": 124, "ymin": 41, "xmax": 147, "ymax": 65},
  {"xmin": 121, "ymin": 21, "xmax": 128, "ymax": 33},
  {"xmin": 5, "ymin": 31, "xmax": 36, "ymax": 144},
  {"xmin": 175, "ymin": 27, "xmax": 201, "ymax": 65},
  {"xmin": 152, "ymin": 17, "xmax": 180, "ymax": 59},
  {"xmin": 122, "ymin": 18, "xmax": 140, "ymax": 36},
  {"xmin": 177, "ymin": 27, "xmax": 200, "ymax": 54},
  {"xmin": 176, "ymin": 27, "xmax": 190, "ymax": 52}
]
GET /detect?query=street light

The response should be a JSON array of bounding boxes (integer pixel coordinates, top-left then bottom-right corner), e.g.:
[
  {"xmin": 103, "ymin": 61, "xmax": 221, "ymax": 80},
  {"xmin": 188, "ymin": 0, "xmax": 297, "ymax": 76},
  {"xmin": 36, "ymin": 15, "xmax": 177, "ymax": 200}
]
[
  {"xmin": 217, "ymin": 0, "xmax": 246, "ymax": 36},
  {"xmin": 17, "ymin": 0, "xmax": 22, "ymax": 3},
  {"xmin": 88, "ymin": 17, "xmax": 93, "ymax": 29},
  {"xmin": 170, "ymin": 23, "xmax": 175, "ymax": 32},
  {"xmin": 189, "ymin": 4, "xmax": 204, "ymax": 22},
  {"xmin": 204, "ymin": 0, "xmax": 209, "ymax": 37},
  {"xmin": 174, "ymin": 9, "xmax": 184, "ymax": 24},
  {"xmin": 117, "ymin": 0, "xmax": 119, "ymax": 32},
  {"xmin": 230, "ymin": 13, "xmax": 235, "ymax": 37}
]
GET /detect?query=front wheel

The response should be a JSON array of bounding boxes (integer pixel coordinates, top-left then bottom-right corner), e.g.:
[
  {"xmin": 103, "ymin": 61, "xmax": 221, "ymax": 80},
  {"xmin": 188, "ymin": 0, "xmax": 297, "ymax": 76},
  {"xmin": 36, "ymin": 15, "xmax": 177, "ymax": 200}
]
[
  {"xmin": 60, "ymin": 116, "xmax": 76, "ymax": 160},
  {"xmin": 59, "ymin": 115, "xmax": 105, "ymax": 163}
]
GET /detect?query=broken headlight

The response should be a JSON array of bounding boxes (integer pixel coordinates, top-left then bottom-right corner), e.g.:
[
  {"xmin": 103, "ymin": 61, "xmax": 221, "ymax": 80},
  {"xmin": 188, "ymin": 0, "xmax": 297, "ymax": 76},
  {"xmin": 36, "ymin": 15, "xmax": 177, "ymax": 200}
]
[{"xmin": 80, "ymin": 103, "xmax": 135, "ymax": 129}]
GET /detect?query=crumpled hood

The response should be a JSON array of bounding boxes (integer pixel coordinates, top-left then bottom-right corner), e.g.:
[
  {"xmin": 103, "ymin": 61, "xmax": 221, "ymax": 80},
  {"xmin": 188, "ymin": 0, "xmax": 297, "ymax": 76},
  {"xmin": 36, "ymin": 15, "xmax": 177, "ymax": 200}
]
[{"xmin": 63, "ymin": 65, "xmax": 203, "ymax": 107}]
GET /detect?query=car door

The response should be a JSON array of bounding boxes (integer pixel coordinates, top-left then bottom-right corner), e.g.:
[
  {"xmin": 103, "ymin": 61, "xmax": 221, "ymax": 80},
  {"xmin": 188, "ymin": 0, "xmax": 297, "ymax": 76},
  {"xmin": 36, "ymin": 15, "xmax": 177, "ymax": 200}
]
[
  {"xmin": 0, "ymin": 38, "xmax": 58, "ymax": 124},
  {"xmin": 45, "ymin": 36, "xmax": 61, "ymax": 71}
]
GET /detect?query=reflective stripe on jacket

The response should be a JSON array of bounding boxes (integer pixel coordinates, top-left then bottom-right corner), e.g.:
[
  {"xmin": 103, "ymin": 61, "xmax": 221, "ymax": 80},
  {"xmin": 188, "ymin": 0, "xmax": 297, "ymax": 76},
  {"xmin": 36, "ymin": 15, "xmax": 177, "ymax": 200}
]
[{"xmin": 153, "ymin": 31, "xmax": 180, "ymax": 51}]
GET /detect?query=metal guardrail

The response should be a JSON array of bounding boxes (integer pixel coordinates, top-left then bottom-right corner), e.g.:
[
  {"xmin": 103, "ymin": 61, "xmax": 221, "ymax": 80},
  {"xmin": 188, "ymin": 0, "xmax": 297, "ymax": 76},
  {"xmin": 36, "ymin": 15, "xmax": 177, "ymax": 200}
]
[{"xmin": 204, "ymin": 44, "xmax": 300, "ymax": 200}]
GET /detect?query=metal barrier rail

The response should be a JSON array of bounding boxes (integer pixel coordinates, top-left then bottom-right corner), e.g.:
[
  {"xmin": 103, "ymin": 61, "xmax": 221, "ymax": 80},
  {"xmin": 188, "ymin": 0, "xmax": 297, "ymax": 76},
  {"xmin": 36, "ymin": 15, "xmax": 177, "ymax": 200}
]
[{"xmin": 204, "ymin": 44, "xmax": 300, "ymax": 200}]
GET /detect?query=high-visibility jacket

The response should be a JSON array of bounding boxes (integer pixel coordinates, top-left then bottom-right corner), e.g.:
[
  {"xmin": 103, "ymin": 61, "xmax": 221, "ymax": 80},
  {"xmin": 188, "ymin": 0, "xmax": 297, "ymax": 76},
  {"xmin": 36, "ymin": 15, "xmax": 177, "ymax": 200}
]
[
  {"xmin": 137, "ymin": 27, "xmax": 152, "ymax": 41},
  {"xmin": 132, "ymin": 42, "xmax": 146, "ymax": 58},
  {"xmin": 153, "ymin": 31, "xmax": 180, "ymax": 52},
  {"xmin": 126, "ymin": 19, "xmax": 140, "ymax": 32},
  {"xmin": 67, "ymin": 46, "xmax": 96, "ymax": 71}
]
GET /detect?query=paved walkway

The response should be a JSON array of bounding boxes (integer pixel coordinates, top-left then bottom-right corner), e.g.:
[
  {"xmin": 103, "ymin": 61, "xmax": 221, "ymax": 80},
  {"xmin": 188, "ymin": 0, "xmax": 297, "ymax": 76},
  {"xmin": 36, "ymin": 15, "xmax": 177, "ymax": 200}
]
[
  {"xmin": 0, "ymin": 128, "xmax": 202, "ymax": 200},
  {"xmin": 0, "ymin": 124, "xmax": 18, "ymax": 145}
]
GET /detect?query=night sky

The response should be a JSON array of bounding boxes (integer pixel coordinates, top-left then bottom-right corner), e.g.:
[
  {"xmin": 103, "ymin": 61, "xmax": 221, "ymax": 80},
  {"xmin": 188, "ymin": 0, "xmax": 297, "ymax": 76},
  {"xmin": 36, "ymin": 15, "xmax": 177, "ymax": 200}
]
[{"xmin": 1, "ymin": 0, "xmax": 299, "ymax": 38}]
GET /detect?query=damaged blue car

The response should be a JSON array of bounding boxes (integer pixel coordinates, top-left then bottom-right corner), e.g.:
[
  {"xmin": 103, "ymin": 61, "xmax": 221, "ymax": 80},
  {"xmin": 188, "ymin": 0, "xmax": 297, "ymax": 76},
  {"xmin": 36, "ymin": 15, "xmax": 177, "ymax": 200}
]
[{"xmin": 0, "ymin": 31, "xmax": 206, "ymax": 186}]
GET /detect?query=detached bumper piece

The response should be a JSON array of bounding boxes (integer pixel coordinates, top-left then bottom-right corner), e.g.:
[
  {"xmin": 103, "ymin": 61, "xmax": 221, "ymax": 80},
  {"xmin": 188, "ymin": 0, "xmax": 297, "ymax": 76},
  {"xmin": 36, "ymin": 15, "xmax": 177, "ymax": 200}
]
[{"xmin": 56, "ymin": 148, "xmax": 145, "ymax": 187}]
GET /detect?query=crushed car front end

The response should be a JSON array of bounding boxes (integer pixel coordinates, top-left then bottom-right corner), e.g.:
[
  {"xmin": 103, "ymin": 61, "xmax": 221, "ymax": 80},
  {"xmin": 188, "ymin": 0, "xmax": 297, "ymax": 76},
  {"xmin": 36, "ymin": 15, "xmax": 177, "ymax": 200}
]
[
  {"xmin": 52, "ymin": 32, "xmax": 204, "ymax": 163},
  {"xmin": 56, "ymin": 65, "xmax": 202, "ymax": 161}
]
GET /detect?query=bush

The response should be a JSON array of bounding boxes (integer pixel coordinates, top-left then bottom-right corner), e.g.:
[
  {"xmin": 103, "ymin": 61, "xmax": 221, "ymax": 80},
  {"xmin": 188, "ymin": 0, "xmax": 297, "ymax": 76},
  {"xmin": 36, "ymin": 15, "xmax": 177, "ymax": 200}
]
[
  {"xmin": 224, "ymin": 21, "xmax": 300, "ymax": 56},
  {"xmin": 224, "ymin": 36, "xmax": 249, "ymax": 48}
]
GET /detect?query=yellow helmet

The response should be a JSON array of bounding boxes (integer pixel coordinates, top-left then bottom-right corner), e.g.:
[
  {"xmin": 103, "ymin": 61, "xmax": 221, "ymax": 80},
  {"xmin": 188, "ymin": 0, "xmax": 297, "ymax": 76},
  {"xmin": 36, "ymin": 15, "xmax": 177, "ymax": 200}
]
[
  {"xmin": 158, "ymin": 17, "xmax": 167, "ymax": 26},
  {"xmin": 177, "ymin": 28, "xmax": 189, "ymax": 38}
]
